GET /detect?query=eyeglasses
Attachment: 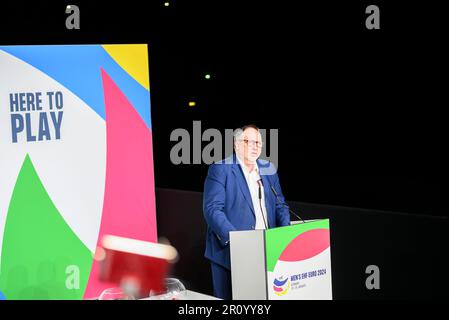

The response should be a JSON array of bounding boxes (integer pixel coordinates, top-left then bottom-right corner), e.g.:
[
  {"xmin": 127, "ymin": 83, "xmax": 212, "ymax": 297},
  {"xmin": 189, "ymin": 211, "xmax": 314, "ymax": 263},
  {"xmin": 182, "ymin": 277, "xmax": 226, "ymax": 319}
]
[{"xmin": 240, "ymin": 139, "xmax": 263, "ymax": 148}]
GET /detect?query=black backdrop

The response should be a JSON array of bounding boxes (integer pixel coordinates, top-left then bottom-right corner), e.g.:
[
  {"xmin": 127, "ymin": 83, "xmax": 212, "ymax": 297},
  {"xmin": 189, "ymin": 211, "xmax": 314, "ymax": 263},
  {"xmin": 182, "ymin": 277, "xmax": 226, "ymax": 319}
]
[
  {"xmin": 156, "ymin": 188, "xmax": 449, "ymax": 299},
  {"xmin": 0, "ymin": 0, "xmax": 447, "ymax": 299},
  {"xmin": 0, "ymin": 0, "xmax": 445, "ymax": 217}
]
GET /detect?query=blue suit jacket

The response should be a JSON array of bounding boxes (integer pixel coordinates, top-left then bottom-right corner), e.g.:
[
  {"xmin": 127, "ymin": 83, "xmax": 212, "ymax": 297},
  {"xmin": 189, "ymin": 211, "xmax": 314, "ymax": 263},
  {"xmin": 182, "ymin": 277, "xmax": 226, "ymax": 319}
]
[{"xmin": 203, "ymin": 154, "xmax": 290, "ymax": 270}]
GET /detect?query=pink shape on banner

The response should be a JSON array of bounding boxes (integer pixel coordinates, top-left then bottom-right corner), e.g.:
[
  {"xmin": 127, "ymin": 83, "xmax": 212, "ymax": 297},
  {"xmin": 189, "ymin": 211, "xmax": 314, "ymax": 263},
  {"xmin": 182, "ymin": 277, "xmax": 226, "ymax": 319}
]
[
  {"xmin": 83, "ymin": 68, "xmax": 157, "ymax": 299},
  {"xmin": 279, "ymin": 229, "xmax": 330, "ymax": 262},
  {"xmin": 273, "ymin": 286, "xmax": 283, "ymax": 292}
]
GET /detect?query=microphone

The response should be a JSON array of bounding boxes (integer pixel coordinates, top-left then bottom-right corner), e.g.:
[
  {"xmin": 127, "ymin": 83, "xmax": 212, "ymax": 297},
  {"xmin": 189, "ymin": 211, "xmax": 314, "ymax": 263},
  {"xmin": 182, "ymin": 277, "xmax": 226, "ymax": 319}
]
[
  {"xmin": 258, "ymin": 179, "xmax": 263, "ymax": 199},
  {"xmin": 257, "ymin": 179, "xmax": 268, "ymax": 229},
  {"xmin": 270, "ymin": 185, "xmax": 305, "ymax": 224}
]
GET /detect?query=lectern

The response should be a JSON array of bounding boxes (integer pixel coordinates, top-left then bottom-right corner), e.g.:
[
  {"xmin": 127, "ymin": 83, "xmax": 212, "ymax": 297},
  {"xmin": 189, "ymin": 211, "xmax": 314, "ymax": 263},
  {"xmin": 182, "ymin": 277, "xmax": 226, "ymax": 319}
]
[{"xmin": 230, "ymin": 219, "xmax": 332, "ymax": 300}]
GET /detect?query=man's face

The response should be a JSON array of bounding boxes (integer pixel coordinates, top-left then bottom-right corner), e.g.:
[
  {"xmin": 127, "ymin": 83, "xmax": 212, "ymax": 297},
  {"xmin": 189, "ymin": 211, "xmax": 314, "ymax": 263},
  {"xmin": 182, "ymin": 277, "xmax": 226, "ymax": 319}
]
[{"xmin": 235, "ymin": 128, "xmax": 263, "ymax": 164}]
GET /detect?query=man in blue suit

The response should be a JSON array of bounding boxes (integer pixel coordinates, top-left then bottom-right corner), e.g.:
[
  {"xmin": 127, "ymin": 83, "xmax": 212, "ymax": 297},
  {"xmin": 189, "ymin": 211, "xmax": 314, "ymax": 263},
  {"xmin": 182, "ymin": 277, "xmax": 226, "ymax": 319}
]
[{"xmin": 203, "ymin": 124, "xmax": 291, "ymax": 299}]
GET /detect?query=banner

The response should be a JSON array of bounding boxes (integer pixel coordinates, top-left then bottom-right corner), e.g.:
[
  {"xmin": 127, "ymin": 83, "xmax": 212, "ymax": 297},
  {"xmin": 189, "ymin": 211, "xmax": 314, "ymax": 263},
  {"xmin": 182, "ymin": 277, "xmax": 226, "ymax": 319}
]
[
  {"xmin": 265, "ymin": 220, "xmax": 333, "ymax": 300},
  {"xmin": 0, "ymin": 44, "xmax": 157, "ymax": 299}
]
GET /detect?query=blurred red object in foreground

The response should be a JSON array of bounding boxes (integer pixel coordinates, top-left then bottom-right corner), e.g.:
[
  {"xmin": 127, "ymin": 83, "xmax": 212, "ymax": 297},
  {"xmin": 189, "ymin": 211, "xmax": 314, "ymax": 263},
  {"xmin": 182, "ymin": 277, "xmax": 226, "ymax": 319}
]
[{"xmin": 97, "ymin": 235, "xmax": 178, "ymax": 299}]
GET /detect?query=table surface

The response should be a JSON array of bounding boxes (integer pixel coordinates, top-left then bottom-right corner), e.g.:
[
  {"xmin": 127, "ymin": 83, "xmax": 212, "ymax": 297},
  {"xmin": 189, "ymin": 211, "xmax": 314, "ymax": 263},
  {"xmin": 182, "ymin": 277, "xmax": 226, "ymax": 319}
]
[
  {"xmin": 140, "ymin": 290, "xmax": 219, "ymax": 300},
  {"xmin": 182, "ymin": 290, "xmax": 219, "ymax": 300}
]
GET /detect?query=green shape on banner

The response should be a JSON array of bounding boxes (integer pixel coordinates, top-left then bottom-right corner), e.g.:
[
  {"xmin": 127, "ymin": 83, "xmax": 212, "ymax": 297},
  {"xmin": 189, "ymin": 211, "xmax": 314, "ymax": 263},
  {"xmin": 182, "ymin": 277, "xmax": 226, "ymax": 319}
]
[
  {"xmin": 265, "ymin": 220, "xmax": 330, "ymax": 272},
  {"xmin": 0, "ymin": 155, "xmax": 93, "ymax": 299}
]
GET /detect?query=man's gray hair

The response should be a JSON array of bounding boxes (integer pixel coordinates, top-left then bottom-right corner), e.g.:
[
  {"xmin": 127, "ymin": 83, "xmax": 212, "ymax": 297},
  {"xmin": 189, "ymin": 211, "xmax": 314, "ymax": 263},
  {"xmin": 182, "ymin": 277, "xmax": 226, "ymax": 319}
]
[
  {"xmin": 233, "ymin": 124, "xmax": 260, "ymax": 143},
  {"xmin": 233, "ymin": 128, "xmax": 244, "ymax": 142}
]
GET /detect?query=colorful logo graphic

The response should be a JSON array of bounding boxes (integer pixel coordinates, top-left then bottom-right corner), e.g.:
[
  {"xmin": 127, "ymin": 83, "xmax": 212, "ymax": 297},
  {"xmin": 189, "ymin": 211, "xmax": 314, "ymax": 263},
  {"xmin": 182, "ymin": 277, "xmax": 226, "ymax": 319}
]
[
  {"xmin": 273, "ymin": 276, "xmax": 290, "ymax": 296},
  {"xmin": 265, "ymin": 221, "xmax": 333, "ymax": 300},
  {"xmin": 0, "ymin": 44, "xmax": 157, "ymax": 300}
]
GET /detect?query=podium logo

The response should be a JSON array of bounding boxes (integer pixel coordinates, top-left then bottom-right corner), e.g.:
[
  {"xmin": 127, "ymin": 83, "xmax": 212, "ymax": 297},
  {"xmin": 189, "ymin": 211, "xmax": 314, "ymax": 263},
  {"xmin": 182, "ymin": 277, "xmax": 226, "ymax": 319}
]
[{"xmin": 273, "ymin": 276, "xmax": 290, "ymax": 296}]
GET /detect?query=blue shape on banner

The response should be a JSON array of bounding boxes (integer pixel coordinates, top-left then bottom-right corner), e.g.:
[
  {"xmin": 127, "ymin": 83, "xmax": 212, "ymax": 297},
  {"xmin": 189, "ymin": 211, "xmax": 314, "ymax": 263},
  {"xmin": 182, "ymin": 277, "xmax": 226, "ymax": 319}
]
[
  {"xmin": 0, "ymin": 291, "xmax": 6, "ymax": 300},
  {"xmin": 0, "ymin": 45, "xmax": 151, "ymax": 129}
]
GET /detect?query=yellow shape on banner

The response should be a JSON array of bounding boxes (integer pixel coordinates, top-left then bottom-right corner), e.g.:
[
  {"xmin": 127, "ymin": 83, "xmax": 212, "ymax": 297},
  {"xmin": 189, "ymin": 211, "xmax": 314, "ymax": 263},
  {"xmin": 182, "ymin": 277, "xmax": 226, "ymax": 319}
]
[{"xmin": 102, "ymin": 44, "xmax": 150, "ymax": 90}]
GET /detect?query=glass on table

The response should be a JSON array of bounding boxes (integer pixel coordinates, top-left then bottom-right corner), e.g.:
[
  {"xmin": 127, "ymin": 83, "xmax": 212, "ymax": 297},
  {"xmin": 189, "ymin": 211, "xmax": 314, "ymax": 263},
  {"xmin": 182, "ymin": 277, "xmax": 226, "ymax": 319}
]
[{"xmin": 148, "ymin": 278, "xmax": 187, "ymax": 300}]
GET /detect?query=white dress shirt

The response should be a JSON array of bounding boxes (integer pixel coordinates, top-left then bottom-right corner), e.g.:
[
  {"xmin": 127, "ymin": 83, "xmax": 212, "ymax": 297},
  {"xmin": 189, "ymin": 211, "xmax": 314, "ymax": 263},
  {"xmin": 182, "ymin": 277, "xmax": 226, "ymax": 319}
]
[{"xmin": 236, "ymin": 156, "xmax": 268, "ymax": 230}]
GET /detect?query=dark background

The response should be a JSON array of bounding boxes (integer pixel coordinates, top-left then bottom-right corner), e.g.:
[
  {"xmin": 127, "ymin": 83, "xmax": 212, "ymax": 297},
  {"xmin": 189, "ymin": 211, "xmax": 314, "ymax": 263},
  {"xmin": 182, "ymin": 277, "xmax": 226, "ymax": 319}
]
[
  {"xmin": 156, "ymin": 188, "xmax": 449, "ymax": 299},
  {"xmin": 1, "ymin": 0, "xmax": 447, "ymax": 300},
  {"xmin": 0, "ymin": 0, "xmax": 445, "ymax": 217}
]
